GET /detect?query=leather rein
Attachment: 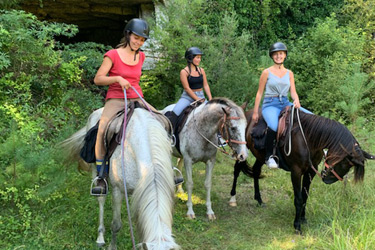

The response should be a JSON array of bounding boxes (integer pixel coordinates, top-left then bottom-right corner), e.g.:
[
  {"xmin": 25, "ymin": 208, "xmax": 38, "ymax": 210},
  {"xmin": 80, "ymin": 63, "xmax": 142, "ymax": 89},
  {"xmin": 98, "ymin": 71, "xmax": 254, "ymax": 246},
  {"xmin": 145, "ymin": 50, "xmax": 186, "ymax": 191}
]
[
  {"xmin": 192, "ymin": 105, "xmax": 246, "ymax": 158},
  {"xmin": 287, "ymin": 106, "xmax": 343, "ymax": 182}
]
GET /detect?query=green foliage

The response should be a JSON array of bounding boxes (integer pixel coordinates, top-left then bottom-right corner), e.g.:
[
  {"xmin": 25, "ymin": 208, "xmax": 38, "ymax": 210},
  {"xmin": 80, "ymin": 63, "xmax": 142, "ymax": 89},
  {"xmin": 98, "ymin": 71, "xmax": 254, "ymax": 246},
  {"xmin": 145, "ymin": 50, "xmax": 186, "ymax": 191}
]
[
  {"xmin": 146, "ymin": 0, "xmax": 205, "ymax": 107},
  {"xmin": 202, "ymin": 0, "xmax": 344, "ymax": 50},
  {"xmin": 340, "ymin": 0, "xmax": 375, "ymax": 77},
  {"xmin": 201, "ymin": 12, "xmax": 255, "ymax": 102},
  {"xmin": 0, "ymin": 10, "xmax": 103, "ymax": 145},
  {"xmin": 288, "ymin": 15, "xmax": 370, "ymax": 123},
  {"xmin": 149, "ymin": 0, "xmax": 256, "ymax": 106}
]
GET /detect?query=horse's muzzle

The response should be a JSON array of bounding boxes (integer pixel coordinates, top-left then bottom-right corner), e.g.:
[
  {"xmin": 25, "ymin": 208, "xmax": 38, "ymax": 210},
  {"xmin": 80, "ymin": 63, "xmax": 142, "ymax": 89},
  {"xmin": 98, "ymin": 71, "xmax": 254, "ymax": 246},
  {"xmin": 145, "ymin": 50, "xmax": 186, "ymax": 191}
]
[{"xmin": 235, "ymin": 149, "xmax": 248, "ymax": 162}]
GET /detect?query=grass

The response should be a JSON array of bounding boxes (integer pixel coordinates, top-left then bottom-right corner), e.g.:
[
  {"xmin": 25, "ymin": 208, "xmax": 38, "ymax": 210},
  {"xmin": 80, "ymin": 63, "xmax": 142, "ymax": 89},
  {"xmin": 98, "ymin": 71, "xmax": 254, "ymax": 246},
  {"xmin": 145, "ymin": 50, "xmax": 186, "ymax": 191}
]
[{"xmin": 2, "ymin": 149, "xmax": 375, "ymax": 250}]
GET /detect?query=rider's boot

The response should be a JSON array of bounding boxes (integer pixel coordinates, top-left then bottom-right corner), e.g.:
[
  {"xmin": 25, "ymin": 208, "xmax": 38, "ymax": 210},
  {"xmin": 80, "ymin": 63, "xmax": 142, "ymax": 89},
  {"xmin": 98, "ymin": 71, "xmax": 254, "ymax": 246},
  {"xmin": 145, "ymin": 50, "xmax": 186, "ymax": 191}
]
[
  {"xmin": 265, "ymin": 128, "xmax": 278, "ymax": 169},
  {"xmin": 168, "ymin": 111, "xmax": 179, "ymax": 132},
  {"xmin": 166, "ymin": 112, "xmax": 184, "ymax": 185},
  {"xmin": 91, "ymin": 159, "xmax": 109, "ymax": 195}
]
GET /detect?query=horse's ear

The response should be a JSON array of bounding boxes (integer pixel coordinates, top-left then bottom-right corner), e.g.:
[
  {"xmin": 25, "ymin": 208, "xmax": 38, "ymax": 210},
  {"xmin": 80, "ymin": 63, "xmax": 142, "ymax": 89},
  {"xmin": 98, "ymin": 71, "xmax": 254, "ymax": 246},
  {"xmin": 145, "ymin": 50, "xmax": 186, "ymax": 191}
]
[
  {"xmin": 221, "ymin": 107, "xmax": 228, "ymax": 115},
  {"xmin": 362, "ymin": 150, "xmax": 375, "ymax": 160},
  {"xmin": 240, "ymin": 101, "xmax": 249, "ymax": 111}
]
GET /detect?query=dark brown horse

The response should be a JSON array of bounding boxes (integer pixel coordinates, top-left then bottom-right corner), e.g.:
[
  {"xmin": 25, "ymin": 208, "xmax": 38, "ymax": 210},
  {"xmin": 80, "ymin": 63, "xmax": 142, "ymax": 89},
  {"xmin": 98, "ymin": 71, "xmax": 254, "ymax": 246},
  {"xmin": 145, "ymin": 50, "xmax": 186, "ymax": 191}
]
[{"xmin": 229, "ymin": 107, "xmax": 375, "ymax": 234}]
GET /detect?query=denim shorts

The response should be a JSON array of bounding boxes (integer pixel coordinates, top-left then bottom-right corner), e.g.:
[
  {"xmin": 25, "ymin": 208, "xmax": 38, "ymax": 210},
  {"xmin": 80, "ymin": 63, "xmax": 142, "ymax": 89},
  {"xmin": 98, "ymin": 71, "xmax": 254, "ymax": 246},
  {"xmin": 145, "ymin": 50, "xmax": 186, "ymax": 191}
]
[
  {"xmin": 262, "ymin": 96, "xmax": 312, "ymax": 132},
  {"xmin": 173, "ymin": 90, "xmax": 206, "ymax": 115}
]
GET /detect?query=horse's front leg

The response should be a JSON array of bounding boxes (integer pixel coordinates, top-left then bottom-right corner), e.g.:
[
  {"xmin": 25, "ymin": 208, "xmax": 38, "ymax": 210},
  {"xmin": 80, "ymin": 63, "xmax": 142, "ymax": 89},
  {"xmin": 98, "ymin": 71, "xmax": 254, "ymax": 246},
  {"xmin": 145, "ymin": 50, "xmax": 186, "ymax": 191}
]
[
  {"xmin": 301, "ymin": 168, "xmax": 316, "ymax": 223},
  {"xmin": 253, "ymin": 159, "xmax": 264, "ymax": 206},
  {"xmin": 205, "ymin": 157, "xmax": 216, "ymax": 220},
  {"xmin": 229, "ymin": 160, "xmax": 242, "ymax": 207},
  {"xmin": 93, "ymin": 163, "xmax": 106, "ymax": 248},
  {"xmin": 184, "ymin": 158, "xmax": 196, "ymax": 219},
  {"xmin": 291, "ymin": 170, "xmax": 303, "ymax": 234},
  {"xmin": 108, "ymin": 186, "xmax": 123, "ymax": 250}
]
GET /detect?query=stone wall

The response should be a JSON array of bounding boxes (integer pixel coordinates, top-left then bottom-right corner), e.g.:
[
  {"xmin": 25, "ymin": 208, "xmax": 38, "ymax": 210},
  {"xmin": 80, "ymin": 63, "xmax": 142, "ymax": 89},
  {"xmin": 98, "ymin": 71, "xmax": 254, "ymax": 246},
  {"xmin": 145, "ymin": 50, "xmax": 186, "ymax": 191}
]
[{"xmin": 20, "ymin": 0, "xmax": 156, "ymax": 47}]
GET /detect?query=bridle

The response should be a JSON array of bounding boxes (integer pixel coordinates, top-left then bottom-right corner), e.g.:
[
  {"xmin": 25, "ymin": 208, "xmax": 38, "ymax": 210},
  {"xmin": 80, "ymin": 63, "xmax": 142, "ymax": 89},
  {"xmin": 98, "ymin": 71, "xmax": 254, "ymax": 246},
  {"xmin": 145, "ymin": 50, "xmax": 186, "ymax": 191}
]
[
  {"xmin": 310, "ymin": 160, "xmax": 343, "ymax": 182},
  {"xmin": 192, "ymin": 105, "xmax": 246, "ymax": 158},
  {"xmin": 219, "ymin": 111, "xmax": 247, "ymax": 148},
  {"xmin": 320, "ymin": 161, "xmax": 343, "ymax": 181}
]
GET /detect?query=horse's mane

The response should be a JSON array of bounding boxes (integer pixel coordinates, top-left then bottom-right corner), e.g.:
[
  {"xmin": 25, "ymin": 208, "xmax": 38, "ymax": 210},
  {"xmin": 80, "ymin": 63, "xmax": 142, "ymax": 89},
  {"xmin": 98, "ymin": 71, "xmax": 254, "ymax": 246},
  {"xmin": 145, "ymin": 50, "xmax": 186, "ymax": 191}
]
[
  {"xmin": 298, "ymin": 112, "xmax": 356, "ymax": 165},
  {"xmin": 207, "ymin": 97, "xmax": 245, "ymax": 118}
]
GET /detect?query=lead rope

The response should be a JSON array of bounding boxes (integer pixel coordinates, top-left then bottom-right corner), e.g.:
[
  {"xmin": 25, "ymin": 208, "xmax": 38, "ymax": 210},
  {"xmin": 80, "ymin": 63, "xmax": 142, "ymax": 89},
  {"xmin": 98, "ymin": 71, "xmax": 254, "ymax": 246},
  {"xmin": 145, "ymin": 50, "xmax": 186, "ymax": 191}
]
[
  {"xmin": 121, "ymin": 88, "xmax": 136, "ymax": 250},
  {"xmin": 191, "ymin": 106, "xmax": 242, "ymax": 160},
  {"xmin": 120, "ymin": 86, "xmax": 155, "ymax": 250}
]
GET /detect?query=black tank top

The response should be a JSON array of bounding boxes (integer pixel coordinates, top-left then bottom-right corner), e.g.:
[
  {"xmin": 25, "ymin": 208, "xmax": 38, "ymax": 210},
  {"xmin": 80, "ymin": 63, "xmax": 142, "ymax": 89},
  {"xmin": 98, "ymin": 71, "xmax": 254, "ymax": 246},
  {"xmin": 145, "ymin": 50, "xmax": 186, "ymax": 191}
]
[{"xmin": 184, "ymin": 68, "xmax": 203, "ymax": 89}]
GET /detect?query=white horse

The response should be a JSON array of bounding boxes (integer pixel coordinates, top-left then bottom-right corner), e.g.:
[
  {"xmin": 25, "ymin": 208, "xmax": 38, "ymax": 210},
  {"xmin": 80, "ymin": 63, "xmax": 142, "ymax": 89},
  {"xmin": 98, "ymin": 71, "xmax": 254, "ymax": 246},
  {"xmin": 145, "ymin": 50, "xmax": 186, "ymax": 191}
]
[
  {"xmin": 61, "ymin": 107, "xmax": 179, "ymax": 250},
  {"xmin": 162, "ymin": 97, "xmax": 248, "ymax": 220}
]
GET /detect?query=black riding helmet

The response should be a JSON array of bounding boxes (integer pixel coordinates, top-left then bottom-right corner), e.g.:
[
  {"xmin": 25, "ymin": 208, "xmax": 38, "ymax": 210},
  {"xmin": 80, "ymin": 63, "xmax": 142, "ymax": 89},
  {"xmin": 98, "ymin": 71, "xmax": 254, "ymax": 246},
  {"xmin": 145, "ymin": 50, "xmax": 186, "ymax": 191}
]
[
  {"xmin": 124, "ymin": 18, "xmax": 149, "ymax": 39},
  {"xmin": 269, "ymin": 42, "xmax": 288, "ymax": 58},
  {"xmin": 185, "ymin": 47, "xmax": 203, "ymax": 63}
]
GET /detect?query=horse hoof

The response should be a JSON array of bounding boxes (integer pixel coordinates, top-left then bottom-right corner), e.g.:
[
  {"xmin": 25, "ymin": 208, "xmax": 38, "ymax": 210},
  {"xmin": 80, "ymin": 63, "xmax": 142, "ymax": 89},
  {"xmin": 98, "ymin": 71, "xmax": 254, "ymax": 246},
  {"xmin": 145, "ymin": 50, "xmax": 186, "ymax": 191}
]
[
  {"xmin": 139, "ymin": 242, "xmax": 148, "ymax": 250},
  {"xmin": 96, "ymin": 240, "xmax": 105, "ymax": 248},
  {"xmin": 257, "ymin": 202, "xmax": 266, "ymax": 208},
  {"xmin": 207, "ymin": 214, "xmax": 216, "ymax": 220},
  {"xmin": 295, "ymin": 229, "xmax": 302, "ymax": 235},
  {"xmin": 186, "ymin": 214, "xmax": 196, "ymax": 219},
  {"xmin": 229, "ymin": 201, "xmax": 237, "ymax": 207}
]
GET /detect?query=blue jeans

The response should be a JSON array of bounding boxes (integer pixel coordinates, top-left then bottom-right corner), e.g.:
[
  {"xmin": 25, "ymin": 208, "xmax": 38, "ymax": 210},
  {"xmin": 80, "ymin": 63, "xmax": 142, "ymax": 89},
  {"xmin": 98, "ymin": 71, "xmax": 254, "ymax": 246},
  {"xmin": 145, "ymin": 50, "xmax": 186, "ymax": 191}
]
[
  {"xmin": 173, "ymin": 90, "xmax": 206, "ymax": 115},
  {"xmin": 262, "ymin": 96, "xmax": 312, "ymax": 132}
]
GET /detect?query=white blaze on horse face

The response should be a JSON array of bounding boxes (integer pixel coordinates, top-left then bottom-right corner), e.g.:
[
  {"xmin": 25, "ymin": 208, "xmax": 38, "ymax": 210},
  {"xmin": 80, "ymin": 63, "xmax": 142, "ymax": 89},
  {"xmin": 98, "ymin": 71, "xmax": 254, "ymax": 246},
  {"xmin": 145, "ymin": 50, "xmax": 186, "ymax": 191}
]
[{"xmin": 230, "ymin": 110, "xmax": 248, "ymax": 162}]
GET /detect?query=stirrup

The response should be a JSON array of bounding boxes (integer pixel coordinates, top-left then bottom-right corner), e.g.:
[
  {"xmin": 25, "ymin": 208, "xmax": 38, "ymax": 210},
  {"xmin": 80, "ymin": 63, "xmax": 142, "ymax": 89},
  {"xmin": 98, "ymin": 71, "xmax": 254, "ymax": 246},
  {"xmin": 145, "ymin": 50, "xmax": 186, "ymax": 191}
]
[
  {"xmin": 171, "ymin": 134, "xmax": 176, "ymax": 147},
  {"xmin": 90, "ymin": 176, "xmax": 108, "ymax": 196},
  {"xmin": 266, "ymin": 155, "xmax": 279, "ymax": 169},
  {"xmin": 173, "ymin": 167, "xmax": 184, "ymax": 186}
]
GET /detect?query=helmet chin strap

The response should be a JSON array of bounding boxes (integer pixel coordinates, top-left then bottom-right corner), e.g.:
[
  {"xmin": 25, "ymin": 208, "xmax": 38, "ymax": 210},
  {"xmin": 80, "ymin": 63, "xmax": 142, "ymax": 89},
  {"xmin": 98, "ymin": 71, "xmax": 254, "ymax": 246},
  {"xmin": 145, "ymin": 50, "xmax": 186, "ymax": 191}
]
[
  {"xmin": 129, "ymin": 44, "xmax": 139, "ymax": 61},
  {"xmin": 273, "ymin": 60, "xmax": 284, "ymax": 68}
]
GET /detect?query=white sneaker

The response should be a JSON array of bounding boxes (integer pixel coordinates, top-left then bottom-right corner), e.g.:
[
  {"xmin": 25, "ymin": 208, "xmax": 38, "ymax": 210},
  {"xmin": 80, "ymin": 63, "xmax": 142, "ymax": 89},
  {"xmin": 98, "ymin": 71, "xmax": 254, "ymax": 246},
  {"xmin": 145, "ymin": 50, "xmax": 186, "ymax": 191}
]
[{"xmin": 266, "ymin": 157, "xmax": 278, "ymax": 169}]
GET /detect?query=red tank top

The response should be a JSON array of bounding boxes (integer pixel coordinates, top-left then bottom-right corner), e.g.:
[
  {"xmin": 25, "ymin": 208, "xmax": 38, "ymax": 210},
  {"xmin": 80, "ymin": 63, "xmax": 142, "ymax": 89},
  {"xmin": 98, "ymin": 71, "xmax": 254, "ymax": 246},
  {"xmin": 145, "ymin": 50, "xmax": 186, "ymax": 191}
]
[{"xmin": 104, "ymin": 49, "xmax": 145, "ymax": 100}]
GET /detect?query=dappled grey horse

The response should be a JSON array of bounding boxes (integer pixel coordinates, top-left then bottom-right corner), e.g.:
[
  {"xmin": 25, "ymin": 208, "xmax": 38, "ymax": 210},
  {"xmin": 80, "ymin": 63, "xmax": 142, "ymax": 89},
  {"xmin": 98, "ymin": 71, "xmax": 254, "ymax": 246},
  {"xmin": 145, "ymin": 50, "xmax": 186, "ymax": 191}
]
[{"xmin": 162, "ymin": 97, "xmax": 248, "ymax": 220}]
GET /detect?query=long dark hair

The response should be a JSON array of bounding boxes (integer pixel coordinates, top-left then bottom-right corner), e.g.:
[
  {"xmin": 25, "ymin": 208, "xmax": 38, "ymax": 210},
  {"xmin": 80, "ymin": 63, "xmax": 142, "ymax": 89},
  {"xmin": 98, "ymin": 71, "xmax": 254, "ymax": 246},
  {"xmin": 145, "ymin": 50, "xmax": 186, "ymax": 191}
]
[{"xmin": 116, "ymin": 31, "xmax": 131, "ymax": 48}]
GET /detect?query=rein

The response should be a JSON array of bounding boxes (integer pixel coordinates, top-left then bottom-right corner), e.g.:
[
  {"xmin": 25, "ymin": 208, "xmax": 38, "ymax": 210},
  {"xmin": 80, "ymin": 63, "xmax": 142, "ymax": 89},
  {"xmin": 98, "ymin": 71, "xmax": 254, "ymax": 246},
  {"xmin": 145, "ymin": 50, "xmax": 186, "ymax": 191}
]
[
  {"xmin": 120, "ymin": 86, "xmax": 155, "ymax": 250},
  {"xmin": 192, "ymin": 104, "xmax": 246, "ymax": 159},
  {"xmin": 285, "ymin": 106, "xmax": 343, "ymax": 182}
]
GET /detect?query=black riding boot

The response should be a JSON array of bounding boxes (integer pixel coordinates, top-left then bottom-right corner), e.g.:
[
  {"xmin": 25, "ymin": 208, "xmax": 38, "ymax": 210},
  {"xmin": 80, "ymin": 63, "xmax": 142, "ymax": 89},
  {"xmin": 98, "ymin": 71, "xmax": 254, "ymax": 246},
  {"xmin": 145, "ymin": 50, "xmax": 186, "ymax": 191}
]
[
  {"xmin": 165, "ymin": 111, "xmax": 184, "ymax": 185},
  {"xmin": 265, "ymin": 128, "xmax": 278, "ymax": 169},
  {"xmin": 167, "ymin": 111, "xmax": 179, "ymax": 132}
]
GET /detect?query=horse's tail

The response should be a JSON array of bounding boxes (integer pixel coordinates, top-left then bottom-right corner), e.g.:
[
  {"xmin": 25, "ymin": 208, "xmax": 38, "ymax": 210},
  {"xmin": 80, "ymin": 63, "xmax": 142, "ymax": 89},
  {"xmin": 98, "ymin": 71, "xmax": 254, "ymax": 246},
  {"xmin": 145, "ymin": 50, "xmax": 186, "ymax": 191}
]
[
  {"xmin": 237, "ymin": 160, "xmax": 254, "ymax": 178},
  {"xmin": 58, "ymin": 108, "xmax": 102, "ymax": 172},
  {"xmin": 59, "ymin": 126, "xmax": 91, "ymax": 171},
  {"xmin": 131, "ymin": 115, "xmax": 179, "ymax": 250}
]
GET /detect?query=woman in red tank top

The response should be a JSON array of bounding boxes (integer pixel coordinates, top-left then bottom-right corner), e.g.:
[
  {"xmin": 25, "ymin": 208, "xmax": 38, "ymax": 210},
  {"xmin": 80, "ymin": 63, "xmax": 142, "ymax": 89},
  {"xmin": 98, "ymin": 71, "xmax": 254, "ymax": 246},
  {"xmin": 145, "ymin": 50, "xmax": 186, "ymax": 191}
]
[{"xmin": 91, "ymin": 18, "xmax": 155, "ymax": 195}]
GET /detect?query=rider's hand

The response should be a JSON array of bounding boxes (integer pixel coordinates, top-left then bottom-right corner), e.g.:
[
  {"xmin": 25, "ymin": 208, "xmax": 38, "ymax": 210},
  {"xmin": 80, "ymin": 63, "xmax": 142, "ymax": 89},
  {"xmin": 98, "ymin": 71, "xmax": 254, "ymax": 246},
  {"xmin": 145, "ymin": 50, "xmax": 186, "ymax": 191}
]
[
  {"xmin": 293, "ymin": 98, "xmax": 301, "ymax": 109},
  {"xmin": 118, "ymin": 77, "xmax": 131, "ymax": 90},
  {"xmin": 252, "ymin": 112, "xmax": 259, "ymax": 124}
]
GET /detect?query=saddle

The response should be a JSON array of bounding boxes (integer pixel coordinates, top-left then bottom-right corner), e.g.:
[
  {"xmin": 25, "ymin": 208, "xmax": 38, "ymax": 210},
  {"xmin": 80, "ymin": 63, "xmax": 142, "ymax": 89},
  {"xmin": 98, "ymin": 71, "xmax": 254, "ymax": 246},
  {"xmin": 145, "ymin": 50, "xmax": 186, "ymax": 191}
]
[
  {"xmin": 250, "ymin": 106, "xmax": 293, "ymax": 171},
  {"xmin": 165, "ymin": 99, "xmax": 204, "ymax": 154},
  {"xmin": 251, "ymin": 105, "xmax": 292, "ymax": 150},
  {"xmin": 80, "ymin": 101, "xmax": 173, "ymax": 164}
]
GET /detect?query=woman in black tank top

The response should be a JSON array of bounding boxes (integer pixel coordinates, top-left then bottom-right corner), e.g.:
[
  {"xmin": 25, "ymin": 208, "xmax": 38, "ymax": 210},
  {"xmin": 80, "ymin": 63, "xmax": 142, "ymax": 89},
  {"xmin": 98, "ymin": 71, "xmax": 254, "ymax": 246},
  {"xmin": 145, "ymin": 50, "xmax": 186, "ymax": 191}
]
[{"xmin": 169, "ymin": 47, "xmax": 212, "ymax": 121}]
